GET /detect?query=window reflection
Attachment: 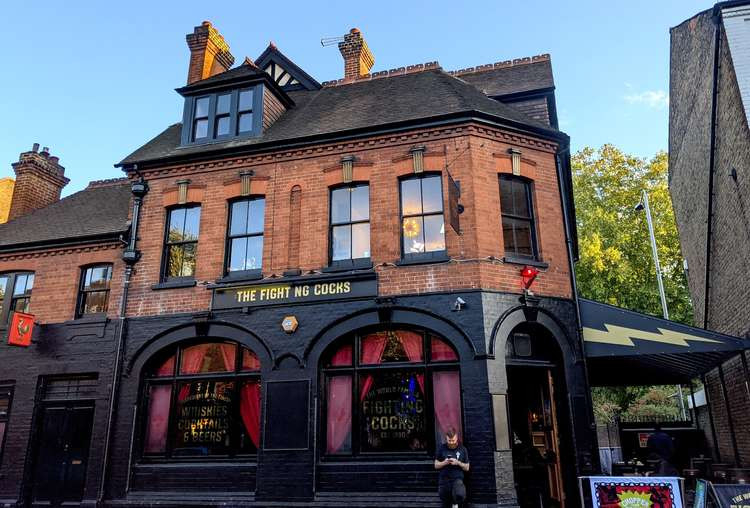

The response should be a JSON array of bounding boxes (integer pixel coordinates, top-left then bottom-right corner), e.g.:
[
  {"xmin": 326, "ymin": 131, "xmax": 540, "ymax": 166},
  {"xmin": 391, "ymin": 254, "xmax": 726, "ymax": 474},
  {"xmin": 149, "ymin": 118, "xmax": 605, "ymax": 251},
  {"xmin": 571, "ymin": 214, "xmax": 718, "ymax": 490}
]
[
  {"xmin": 400, "ymin": 176, "xmax": 445, "ymax": 257},
  {"xmin": 329, "ymin": 184, "xmax": 370, "ymax": 264},
  {"xmin": 226, "ymin": 198, "xmax": 265, "ymax": 273},
  {"xmin": 164, "ymin": 206, "xmax": 201, "ymax": 280}
]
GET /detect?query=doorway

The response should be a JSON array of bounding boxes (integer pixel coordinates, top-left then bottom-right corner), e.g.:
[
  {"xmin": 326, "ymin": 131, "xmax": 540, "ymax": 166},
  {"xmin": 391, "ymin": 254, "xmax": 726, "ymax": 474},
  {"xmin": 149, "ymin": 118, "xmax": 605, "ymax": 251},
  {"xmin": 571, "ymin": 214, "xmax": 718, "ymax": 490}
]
[
  {"xmin": 508, "ymin": 366, "xmax": 565, "ymax": 507},
  {"xmin": 30, "ymin": 401, "xmax": 94, "ymax": 506}
]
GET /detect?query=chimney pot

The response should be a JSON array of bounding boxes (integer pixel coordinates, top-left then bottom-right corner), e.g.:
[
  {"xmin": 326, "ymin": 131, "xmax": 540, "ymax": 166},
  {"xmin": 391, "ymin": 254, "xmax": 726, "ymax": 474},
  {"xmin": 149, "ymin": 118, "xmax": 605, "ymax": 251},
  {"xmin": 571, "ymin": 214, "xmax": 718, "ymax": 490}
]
[
  {"xmin": 32, "ymin": 143, "xmax": 39, "ymax": 152},
  {"xmin": 42, "ymin": 147, "xmax": 49, "ymax": 154},
  {"xmin": 49, "ymin": 156, "xmax": 59, "ymax": 164}
]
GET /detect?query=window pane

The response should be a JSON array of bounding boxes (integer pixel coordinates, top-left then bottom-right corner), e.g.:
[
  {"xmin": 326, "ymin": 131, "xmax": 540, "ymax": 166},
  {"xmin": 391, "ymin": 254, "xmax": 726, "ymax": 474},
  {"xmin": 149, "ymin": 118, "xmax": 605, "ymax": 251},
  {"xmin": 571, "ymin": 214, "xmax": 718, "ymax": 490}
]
[
  {"xmin": 241, "ymin": 349, "xmax": 261, "ymax": 371},
  {"xmin": 228, "ymin": 238, "xmax": 248, "ymax": 272},
  {"xmin": 0, "ymin": 276, "xmax": 6, "ymax": 300},
  {"xmin": 195, "ymin": 97, "xmax": 209, "ymax": 118},
  {"xmin": 216, "ymin": 94, "xmax": 231, "ymax": 115},
  {"xmin": 238, "ymin": 113, "xmax": 253, "ymax": 133},
  {"xmin": 360, "ymin": 331, "xmax": 423, "ymax": 364},
  {"xmin": 194, "ymin": 118, "xmax": 208, "ymax": 139},
  {"xmin": 247, "ymin": 199, "xmax": 265, "ymax": 234},
  {"xmin": 25, "ymin": 274, "xmax": 33, "ymax": 291},
  {"xmin": 172, "ymin": 380, "xmax": 234, "ymax": 456},
  {"xmin": 167, "ymin": 245, "xmax": 184, "ymax": 278},
  {"xmin": 13, "ymin": 274, "xmax": 29, "ymax": 296},
  {"xmin": 246, "ymin": 236, "xmax": 263, "ymax": 270},
  {"xmin": 331, "ymin": 188, "xmax": 350, "ymax": 224},
  {"xmin": 12, "ymin": 297, "xmax": 30, "ymax": 314},
  {"xmin": 239, "ymin": 89, "xmax": 253, "ymax": 111},
  {"xmin": 350, "ymin": 185, "xmax": 369, "ymax": 221},
  {"xmin": 327, "ymin": 342, "xmax": 353, "ymax": 367},
  {"xmin": 503, "ymin": 217, "xmax": 533, "ymax": 257},
  {"xmin": 351, "ymin": 223, "xmax": 370, "ymax": 259},
  {"xmin": 326, "ymin": 375, "xmax": 352, "ymax": 454},
  {"xmin": 423, "ymin": 215, "xmax": 445, "ymax": 252},
  {"xmin": 168, "ymin": 208, "xmax": 186, "ymax": 242},
  {"xmin": 332, "ymin": 225, "xmax": 351, "ymax": 261},
  {"xmin": 87, "ymin": 266, "xmax": 111, "ymax": 290},
  {"xmin": 432, "ymin": 370, "xmax": 462, "ymax": 443},
  {"xmin": 82, "ymin": 290, "xmax": 109, "ymax": 314},
  {"xmin": 500, "ymin": 178, "xmax": 514, "ymax": 216},
  {"xmin": 359, "ymin": 369, "xmax": 426, "ymax": 452},
  {"xmin": 430, "ymin": 336, "xmax": 458, "ymax": 361},
  {"xmin": 183, "ymin": 207, "xmax": 201, "ymax": 241},
  {"xmin": 152, "ymin": 355, "xmax": 175, "ymax": 377},
  {"xmin": 180, "ymin": 343, "xmax": 236, "ymax": 374},
  {"xmin": 402, "ymin": 217, "xmax": 425, "ymax": 254},
  {"xmin": 215, "ymin": 116, "xmax": 230, "ymax": 137},
  {"xmin": 238, "ymin": 379, "xmax": 261, "ymax": 453},
  {"xmin": 401, "ymin": 179, "xmax": 422, "ymax": 215},
  {"xmin": 144, "ymin": 384, "xmax": 171, "ymax": 454},
  {"xmin": 230, "ymin": 201, "xmax": 249, "ymax": 236},
  {"xmin": 180, "ymin": 243, "xmax": 197, "ymax": 277},
  {"xmin": 421, "ymin": 176, "xmax": 443, "ymax": 213}
]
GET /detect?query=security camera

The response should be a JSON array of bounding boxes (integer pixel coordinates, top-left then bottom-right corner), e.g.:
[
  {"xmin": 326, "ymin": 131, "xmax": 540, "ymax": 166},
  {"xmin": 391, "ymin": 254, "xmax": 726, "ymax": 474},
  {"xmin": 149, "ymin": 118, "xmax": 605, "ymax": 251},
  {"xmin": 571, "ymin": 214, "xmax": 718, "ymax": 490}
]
[{"xmin": 452, "ymin": 297, "xmax": 466, "ymax": 311}]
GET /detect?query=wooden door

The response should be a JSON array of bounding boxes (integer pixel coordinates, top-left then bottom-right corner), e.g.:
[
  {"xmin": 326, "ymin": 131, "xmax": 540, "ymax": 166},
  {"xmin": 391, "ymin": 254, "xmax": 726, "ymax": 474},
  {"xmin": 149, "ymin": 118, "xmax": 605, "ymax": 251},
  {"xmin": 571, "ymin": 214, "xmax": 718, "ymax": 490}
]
[
  {"xmin": 31, "ymin": 404, "xmax": 94, "ymax": 506},
  {"xmin": 544, "ymin": 370, "xmax": 564, "ymax": 507}
]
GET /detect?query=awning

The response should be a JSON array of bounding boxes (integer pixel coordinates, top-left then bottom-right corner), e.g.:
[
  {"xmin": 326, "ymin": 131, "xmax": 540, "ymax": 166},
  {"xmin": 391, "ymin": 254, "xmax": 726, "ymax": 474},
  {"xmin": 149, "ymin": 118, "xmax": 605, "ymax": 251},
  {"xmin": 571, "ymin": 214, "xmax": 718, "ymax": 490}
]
[{"xmin": 580, "ymin": 299, "xmax": 749, "ymax": 385}]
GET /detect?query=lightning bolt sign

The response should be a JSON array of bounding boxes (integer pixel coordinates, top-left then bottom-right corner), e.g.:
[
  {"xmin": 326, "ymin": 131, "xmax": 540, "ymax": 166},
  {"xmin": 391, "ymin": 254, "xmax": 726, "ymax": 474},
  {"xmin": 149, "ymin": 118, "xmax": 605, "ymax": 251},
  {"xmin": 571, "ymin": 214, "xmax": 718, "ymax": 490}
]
[{"xmin": 583, "ymin": 324, "xmax": 722, "ymax": 348}]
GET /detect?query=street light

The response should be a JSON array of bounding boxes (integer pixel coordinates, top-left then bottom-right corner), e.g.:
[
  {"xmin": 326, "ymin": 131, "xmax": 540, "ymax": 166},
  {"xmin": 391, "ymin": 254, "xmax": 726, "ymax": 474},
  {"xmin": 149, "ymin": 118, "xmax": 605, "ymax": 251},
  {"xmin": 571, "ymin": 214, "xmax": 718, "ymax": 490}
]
[{"xmin": 635, "ymin": 189, "xmax": 687, "ymax": 419}]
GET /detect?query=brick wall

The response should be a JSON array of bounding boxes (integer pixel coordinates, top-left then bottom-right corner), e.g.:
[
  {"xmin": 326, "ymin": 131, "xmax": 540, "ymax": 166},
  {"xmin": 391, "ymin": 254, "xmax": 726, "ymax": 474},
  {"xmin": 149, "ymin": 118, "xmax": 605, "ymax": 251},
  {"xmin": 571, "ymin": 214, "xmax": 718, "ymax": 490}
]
[
  {"xmin": 0, "ymin": 243, "xmax": 125, "ymax": 323},
  {"xmin": 0, "ymin": 178, "xmax": 13, "ymax": 223},
  {"xmin": 124, "ymin": 122, "xmax": 571, "ymax": 318}
]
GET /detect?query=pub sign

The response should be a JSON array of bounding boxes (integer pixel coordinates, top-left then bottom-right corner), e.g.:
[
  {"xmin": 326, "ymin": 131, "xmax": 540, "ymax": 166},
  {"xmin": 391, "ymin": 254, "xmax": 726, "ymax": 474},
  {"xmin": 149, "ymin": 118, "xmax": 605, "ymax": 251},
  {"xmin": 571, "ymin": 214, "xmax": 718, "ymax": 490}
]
[{"xmin": 8, "ymin": 311, "xmax": 34, "ymax": 347}]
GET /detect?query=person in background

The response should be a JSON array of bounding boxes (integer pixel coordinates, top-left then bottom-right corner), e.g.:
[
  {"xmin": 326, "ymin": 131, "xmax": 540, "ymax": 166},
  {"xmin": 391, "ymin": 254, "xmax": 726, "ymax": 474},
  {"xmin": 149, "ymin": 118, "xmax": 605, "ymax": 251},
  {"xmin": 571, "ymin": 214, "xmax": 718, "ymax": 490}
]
[
  {"xmin": 647, "ymin": 423, "xmax": 678, "ymax": 476},
  {"xmin": 434, "ymin": 428, "xmax": 470, "ymax": 508}
]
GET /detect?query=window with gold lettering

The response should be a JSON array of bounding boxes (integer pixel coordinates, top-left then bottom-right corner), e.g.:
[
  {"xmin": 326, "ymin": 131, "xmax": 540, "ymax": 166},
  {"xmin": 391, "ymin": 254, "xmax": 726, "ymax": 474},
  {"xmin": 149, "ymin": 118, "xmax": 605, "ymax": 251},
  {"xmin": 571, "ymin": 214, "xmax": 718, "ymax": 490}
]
[
  {"xmin": 141, "ymin": 341, "xmax": 261, "ymax": 459},
  {"xmin": 321, "ymin": 329, "xmax": 461, "ymax": 456}
]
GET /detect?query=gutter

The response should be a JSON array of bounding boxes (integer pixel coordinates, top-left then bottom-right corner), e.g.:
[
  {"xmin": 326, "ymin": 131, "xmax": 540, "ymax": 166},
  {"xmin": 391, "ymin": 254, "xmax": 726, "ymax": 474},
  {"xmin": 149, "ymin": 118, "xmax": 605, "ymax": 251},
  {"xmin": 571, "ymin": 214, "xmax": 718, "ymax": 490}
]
[
  {"xmin": 704, "ymin": 12, "xmax": 723, "ymax": 329},
  {"xmin": 97, "ymin": 177, "xmax": 148, "ymax": 503},
  {"xmin": 0, "ymin": 232, "xmax": 126, "ymax": 255},
  {"xmin": 116, "ymin": 111, "xmax": 568, "ymax": 171}
]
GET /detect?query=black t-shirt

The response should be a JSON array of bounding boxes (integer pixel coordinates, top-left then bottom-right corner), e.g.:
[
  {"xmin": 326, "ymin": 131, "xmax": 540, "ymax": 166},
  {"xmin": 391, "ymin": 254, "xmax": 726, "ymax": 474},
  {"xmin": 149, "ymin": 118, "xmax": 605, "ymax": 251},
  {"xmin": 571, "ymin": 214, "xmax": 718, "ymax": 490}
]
[{"xmin": 436, "ymin": 443, "xmax": 469, "ymax": 484}]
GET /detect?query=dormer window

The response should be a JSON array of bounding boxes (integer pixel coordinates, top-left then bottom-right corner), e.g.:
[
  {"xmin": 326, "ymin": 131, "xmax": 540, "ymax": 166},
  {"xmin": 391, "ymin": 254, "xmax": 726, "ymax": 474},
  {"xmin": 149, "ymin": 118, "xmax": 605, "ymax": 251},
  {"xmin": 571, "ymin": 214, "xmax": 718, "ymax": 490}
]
[{"xmin": 181, "ymin": 85, "xmax": 262, "ymax": 145}]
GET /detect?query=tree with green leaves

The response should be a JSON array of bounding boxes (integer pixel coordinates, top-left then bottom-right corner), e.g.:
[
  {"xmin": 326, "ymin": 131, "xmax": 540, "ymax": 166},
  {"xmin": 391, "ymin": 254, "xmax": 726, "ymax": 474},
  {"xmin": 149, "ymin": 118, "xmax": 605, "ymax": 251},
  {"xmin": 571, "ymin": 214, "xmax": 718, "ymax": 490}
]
[{"xmin": 572, "ymin": 145, "xmax": 694, "ymax": 422}]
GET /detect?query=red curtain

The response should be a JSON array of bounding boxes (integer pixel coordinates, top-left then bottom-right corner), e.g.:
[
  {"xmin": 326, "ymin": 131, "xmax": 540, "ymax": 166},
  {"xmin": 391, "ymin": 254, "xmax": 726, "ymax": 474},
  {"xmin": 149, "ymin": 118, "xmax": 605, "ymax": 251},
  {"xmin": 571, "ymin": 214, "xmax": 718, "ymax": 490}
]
[
  {"xmin": 360, "ymin": 333, "xmax": 388, "ymax": 401},
  {"xmin": 145, "ymin": 384, "xmax": 172, "ymax": 453},
  {"xmin": 433, "ymin": 370, "xmax": 462, "ymax": 440},
  {"xmin": 326, "ymin": 376, "xmax": 352, "ymax": 454},
  {"xmin": 330, "ymin": 343, "xmax": 352, "ymax": 366},
  {"xmin": 431, "ymin": 336, "xmax": 457, "ymax": 361},
  {"xmin": 219, "ymin": 343, "xmax": 236, "ymax": 371},
  {"xmin": 399, "ymin": 331, "xmax": 425, "ymax": 393},
  {"xmin": 155, "ymin": 355, "xmax": 175, "ymax": 376},
  {"xmin": 180, "ymin": 344, "xmax": 210, "ymax": 374},
  {"xmin": 242, "ymin": 349, "xmax": 261, "ymax": 371},
  {"xmin": 240, "ymin": 382, "xmax": 262, "ymax": 447}
]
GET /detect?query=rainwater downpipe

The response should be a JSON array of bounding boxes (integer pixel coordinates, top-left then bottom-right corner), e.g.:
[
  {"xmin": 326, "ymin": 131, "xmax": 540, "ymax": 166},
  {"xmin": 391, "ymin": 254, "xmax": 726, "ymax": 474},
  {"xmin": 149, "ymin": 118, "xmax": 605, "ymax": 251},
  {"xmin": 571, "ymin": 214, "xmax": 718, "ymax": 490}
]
[
  {"xmin": 555, "ymin": 146, "xmax": 598, "ymax": 474},
  {"xmin": 704, "ymin": 15, "xmax": 721, "ymax": 330},
  {"xmin": 98, "ymin": 172, "xmax": 148, "ymax": 502}
]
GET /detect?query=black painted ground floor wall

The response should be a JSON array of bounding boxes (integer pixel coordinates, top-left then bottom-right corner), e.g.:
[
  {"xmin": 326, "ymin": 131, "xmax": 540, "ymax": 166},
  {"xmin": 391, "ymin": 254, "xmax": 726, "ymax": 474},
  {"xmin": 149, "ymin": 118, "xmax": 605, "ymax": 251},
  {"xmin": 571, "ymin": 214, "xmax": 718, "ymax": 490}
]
[{"xmin": 0, "ymin": 290, "xmax": 598, "ymax": 507}]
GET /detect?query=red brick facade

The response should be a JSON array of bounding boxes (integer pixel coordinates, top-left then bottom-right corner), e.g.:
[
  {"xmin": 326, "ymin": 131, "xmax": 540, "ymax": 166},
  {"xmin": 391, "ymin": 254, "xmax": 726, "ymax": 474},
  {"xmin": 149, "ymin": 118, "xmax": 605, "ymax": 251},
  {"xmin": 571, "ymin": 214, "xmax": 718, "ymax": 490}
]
[{"xmin": 122, "ymin": 122, "xmax": 571, "ymax": 318}]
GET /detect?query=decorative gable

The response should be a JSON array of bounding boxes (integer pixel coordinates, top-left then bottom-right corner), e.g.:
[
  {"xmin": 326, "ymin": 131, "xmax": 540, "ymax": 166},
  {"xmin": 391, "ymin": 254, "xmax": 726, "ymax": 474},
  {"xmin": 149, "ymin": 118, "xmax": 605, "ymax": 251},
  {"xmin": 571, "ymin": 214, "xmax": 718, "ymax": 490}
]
[{"xmin": 255, "ymin": 43, "xmax": 321, "ymax": 92}]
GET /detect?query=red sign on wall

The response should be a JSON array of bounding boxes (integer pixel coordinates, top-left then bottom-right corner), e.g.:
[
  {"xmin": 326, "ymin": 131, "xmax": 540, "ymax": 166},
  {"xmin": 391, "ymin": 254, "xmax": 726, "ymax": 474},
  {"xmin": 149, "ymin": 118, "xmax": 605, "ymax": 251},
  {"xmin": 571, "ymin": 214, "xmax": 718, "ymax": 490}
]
[{"xmin": 8, "ymin": 311, "xmax": 34, "ymax": 347}]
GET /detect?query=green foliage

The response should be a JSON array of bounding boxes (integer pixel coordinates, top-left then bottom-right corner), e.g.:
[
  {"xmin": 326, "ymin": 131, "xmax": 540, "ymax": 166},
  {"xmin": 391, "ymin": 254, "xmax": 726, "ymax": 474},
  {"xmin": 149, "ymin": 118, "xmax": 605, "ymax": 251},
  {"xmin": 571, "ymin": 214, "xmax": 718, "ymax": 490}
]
[
  {"xmin": 572, "ymin": 145, "xmax": 694, "ymax": 421},
  {"xmin": 572, "ymin": 145, "xmax": 693, "ymax": 324}
]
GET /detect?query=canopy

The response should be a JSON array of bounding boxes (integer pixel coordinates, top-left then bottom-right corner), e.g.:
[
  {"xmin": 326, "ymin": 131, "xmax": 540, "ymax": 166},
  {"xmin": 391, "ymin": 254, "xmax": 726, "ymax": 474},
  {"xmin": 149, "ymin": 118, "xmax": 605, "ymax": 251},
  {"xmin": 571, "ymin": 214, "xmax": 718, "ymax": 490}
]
[{"xmin": 580, "ymin": 299, "xmax": 749, "ymax": 385}]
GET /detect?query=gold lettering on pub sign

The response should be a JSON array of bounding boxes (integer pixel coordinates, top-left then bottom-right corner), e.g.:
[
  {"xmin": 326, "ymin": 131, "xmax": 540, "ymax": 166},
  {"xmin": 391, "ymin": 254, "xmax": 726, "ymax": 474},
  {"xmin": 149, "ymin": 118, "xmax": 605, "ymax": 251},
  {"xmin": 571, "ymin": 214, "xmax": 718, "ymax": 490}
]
[
  {"xmin": 362, "ymin": 383, "xmax": 425, "ymax": 444},
  {"xmin": 176, "ymin": 381, "xmax": 232, "ymax": 446},
  {"xmin": 234, "ymin": 281, "xmax": 352, "ymax": 304}
]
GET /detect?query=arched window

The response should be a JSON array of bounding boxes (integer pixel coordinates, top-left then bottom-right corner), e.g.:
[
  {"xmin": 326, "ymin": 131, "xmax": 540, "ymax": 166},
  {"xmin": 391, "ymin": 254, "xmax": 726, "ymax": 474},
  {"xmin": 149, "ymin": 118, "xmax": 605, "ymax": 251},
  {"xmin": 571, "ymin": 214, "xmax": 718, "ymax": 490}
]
[
  {"xmin": 141, "ymin": 341, "xmax": 261, "ymax": 459},
  {"xmin": 321, "ymin": 329, "xmax": 461, "ymax": 456}
]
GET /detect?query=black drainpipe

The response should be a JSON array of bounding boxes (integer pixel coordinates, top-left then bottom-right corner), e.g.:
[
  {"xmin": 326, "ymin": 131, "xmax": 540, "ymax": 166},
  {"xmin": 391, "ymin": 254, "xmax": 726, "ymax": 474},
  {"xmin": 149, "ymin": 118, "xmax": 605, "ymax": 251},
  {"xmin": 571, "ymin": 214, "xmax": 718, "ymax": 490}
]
[
  {"xmin": 555, "ymin": 146, "xmax": 598, "ymax": 478},
  {"xmin": 704, "ymin": 14, "xmax": 722, "ymax": 330},
  {"xmin": 98, "ymin": 173, "xmax": 148, "ymax": 503}
]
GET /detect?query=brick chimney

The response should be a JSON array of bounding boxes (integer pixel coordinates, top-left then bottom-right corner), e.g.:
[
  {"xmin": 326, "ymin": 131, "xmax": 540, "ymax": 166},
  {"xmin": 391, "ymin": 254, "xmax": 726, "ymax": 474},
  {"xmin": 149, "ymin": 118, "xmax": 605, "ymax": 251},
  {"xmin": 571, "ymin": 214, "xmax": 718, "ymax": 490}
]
[
  {"xmin": 185, "ymin": 21, "xmax": 235, "ymax": 85},
  {"xmin": 338, "ymin": 28, "xmax": 374, "ymax": 81},
  {"xmin": 7, "ymin": 143, "xmax": 69, "ymax": 221}
]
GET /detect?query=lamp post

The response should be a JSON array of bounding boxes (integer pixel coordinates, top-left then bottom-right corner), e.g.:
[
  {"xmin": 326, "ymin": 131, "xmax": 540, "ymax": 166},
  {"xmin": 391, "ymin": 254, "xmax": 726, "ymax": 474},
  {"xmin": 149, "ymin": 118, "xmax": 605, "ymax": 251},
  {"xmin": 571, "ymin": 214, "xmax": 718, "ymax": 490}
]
[{"xmin": 635, "ymin": 189, "xmax": 687, "ymax": 419}]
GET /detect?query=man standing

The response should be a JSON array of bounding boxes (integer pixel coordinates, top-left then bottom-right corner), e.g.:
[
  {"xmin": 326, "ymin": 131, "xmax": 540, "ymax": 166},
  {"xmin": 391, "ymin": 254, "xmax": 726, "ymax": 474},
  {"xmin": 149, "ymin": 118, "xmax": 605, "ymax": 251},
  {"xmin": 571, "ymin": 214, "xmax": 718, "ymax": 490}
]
[{"xmin": 434, "ymin": 428, "xmax": 470, "ymax": 508}]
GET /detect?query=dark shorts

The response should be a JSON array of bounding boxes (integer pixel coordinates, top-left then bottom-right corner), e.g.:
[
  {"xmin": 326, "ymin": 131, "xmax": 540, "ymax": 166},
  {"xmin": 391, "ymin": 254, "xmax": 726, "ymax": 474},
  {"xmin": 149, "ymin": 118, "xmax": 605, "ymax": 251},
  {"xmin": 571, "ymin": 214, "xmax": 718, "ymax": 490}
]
[{"xmin": 438, "ymin": 479, "xmax": 466, "ymax": 507}]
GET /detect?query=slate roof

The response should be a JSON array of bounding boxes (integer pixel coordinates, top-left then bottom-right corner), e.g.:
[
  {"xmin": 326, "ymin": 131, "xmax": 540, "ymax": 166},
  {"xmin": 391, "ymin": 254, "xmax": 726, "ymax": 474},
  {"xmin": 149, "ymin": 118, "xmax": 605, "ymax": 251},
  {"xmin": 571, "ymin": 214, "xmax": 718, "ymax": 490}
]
[
  {"xmin": 119, "ymin": 69, "xmax": 562, "ymax": 167},
  {"xmin": 454, "ymin": 59, "xmax": 554, "ymax": 97},
  {"xmin": 177, "ymin": 64, "xmax": 265, "ymax": 92},
  {"xmin": 0, "ymin": 181, "xmax": 131, "ymax": 250}
]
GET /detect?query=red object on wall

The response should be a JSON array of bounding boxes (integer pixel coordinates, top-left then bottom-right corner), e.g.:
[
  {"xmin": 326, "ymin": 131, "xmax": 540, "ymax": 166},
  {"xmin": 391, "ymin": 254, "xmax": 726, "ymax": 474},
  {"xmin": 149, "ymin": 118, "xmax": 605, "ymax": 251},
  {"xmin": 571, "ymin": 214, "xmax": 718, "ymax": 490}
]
[
  {"xmin": 520, "ymin": 266, "xmax": 540, "ymax": 289},
  {"xmin": 8, "ymin": 311, "xmax": 34, "ymax": 347}
]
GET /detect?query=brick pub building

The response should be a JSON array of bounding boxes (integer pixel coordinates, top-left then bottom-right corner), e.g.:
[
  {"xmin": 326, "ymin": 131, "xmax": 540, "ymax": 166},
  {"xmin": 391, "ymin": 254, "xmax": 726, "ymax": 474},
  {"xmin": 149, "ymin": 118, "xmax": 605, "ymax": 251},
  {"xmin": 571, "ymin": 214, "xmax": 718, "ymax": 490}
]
[{"xmin": 0, "ymin": 23, "xmax": 597, "ymax": 507}]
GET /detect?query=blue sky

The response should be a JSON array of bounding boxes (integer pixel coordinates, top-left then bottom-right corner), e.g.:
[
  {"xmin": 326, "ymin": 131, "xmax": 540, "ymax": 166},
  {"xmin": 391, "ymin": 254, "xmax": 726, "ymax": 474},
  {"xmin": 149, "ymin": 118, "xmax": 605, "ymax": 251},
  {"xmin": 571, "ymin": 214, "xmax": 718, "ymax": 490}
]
[{"xmin": 1, "ymin": 1, "xmax": 711, "ymax": 195}]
